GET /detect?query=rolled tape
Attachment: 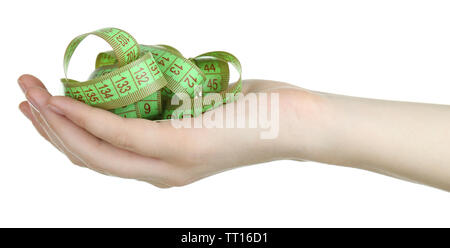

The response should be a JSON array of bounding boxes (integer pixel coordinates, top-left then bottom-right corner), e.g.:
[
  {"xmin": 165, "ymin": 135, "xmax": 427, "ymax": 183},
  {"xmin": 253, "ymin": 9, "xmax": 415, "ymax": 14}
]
[{"xmin": 61, "ymin": 27, "xmax": 242, "ymax": 120}]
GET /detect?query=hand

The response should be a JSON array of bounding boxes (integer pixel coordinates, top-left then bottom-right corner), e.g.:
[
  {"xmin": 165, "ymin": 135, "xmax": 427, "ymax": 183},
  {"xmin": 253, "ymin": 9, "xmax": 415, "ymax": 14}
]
[{"xmin": 18, "ymin": 75, "xmax": 326, "ymax": 187}]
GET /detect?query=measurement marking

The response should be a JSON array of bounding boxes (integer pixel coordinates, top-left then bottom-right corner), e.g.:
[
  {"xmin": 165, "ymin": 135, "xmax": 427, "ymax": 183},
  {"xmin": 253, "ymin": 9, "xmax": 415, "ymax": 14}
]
[
  {"xmin": 124, "ymin": 43, "xmax": 137, "ymax": 55},
  {"xmin": 94, "ymin": 84, "xmax": 106, "ymax": 102},
  {"xmin": 180, "ymin": 66, "xmax": 193, "ymax": 83},
  {"xmin": 163, "ymin": 57, "xmax": 177, "ymax": 73},
  {"xmin": 128, "ymin": 69, "xmax": 139, "ymax": 89},
  {"xmin": 134, "ymin": 102, "xmax": 141, "ymax": 118},
  {"xmin": 110, "ymin": 78, "xmax": 121, "ymax": 96},
  {"xmin": 144, "ymin": 59, "xmax": 156, "ymax": 80},
  {"xmin": 67, "ymin": 87, "xmax": 74, "ymax": 97},
  {"xmin": 91, "ymin": 84, "xmax": 106, "ymax": 101},
  {"xmin": 79, "ymin": 86, "xmax": 90, "ymax": 104},
  {"xmin": 110, "ymin": 30, "xmax": 122, "ymax": 39},
  {"xmin": 151, "ymin": 49, "xmax": 166, "ymax": 60}
]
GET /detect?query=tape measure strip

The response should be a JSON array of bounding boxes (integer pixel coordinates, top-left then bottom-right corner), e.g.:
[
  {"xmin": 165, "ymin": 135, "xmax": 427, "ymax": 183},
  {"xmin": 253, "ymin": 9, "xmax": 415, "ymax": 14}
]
[
  {"xmin": 61, "ymin": 27, "xmax": 242, "ymax": 120},
  {"xmin": 93, "ymin": 45, "xmax": 206, "ymax": 98},
  {"xmin": 64, "ymin": 28, "xmax": 140, "ymax": 76}
]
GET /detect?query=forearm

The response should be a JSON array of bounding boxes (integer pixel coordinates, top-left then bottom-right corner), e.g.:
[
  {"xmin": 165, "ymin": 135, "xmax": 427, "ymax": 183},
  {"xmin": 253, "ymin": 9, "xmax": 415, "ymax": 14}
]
[{"xmin": 289, "ymin": 91, "xmax": 450, "ymax": 191}]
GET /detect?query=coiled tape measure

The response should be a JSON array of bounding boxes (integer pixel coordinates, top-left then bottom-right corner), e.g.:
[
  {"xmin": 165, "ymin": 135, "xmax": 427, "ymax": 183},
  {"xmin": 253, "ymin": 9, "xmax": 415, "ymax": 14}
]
[{"xmin": 61, "ymin": 27, "xmax": 242, "ymax": 120}]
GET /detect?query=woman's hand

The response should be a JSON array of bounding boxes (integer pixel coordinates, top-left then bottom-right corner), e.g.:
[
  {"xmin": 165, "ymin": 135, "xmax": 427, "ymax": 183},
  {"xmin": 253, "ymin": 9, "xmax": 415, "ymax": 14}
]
[
  {"xmin": 20, "ymin": 74, "xmax": 450, "ymax": 191},
  {"xmin": 18, "ymin": 75, "xmax": 326, "ymax": 187}
]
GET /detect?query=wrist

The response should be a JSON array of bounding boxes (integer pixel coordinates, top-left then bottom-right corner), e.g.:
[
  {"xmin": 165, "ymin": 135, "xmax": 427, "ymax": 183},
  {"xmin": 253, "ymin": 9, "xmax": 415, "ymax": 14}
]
[{"xmin": 279, "ymin": 88, "xmax": 335, "ymax": 162}]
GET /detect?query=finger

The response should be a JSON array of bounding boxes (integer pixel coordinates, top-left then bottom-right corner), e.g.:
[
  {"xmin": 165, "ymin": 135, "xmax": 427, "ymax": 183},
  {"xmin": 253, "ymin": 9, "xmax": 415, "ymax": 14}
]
[
  {"xmin": 18, "ymin": 74, "xmax": 47, "ymax": 93},
  {"xmin": 18, "ymin": 75, "xmax": 177, "ymax": 184},
  {"xmin": 26, "ymin": 87, "xmax": 172, "ymax": 182},
  {"xmin": 20, "ymin": 99, "xmax": 87, "ymax": 167},
  {"xmin": 17, "ymin": 75, "xmax": 85, "ymax": 166},
  {"xmin": 47, "ymin": 95, "xmax": 196, "ymax": 159},
  {"xmin": 23, "ymin": 98, "xmax": 170, "ymax": 183},
  {"xmin": 19, "ymin": 101, "xmax": 51, "ymax": 142},
  {"xmin": 22, "ymin": 99, "xmax": 169, "ymax": 180},
  {"xmin": 31, "ymin": 106, "xmax": 87, "ymax": 167}
]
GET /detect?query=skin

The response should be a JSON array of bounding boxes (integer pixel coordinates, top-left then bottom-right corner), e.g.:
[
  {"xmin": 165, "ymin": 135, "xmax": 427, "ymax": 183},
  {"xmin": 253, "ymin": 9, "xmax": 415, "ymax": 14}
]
[{"xmin": 17, "ymin": 74, "xmax": 450, "ymax": 191}]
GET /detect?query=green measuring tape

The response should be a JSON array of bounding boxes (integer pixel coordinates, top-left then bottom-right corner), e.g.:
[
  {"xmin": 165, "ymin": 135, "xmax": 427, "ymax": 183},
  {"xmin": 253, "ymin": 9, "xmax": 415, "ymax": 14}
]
[{"xmin": 61, "ymin": 27, "xmax": 242, "ymax": 120}]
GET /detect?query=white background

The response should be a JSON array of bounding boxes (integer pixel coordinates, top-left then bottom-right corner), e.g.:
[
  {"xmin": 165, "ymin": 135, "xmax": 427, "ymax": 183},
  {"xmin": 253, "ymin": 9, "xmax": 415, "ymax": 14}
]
[{"xmin": 1, "ymin": 0, "xmax": 450, "ymax": 227}]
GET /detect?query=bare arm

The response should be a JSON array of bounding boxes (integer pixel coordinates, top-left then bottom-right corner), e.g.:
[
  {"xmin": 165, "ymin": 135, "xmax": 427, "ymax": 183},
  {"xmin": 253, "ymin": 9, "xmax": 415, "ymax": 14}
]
[
  {"xmin": 292, "ymin": 92, "xmax": 450, "ymax": 190},
  {"xmin": 18, "ymin": 75, "xmax": 450, "ymax": 191}
]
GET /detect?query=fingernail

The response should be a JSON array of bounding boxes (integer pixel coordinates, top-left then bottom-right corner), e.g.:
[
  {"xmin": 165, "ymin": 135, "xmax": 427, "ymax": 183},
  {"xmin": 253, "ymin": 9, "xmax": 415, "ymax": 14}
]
[
  {"xmin": 18, "ymin": 76, "xmax": 26, "ymax": 93},
  {"xmin": 26, "ymin": 87, "xmax": 48, "ymax": 110},
  {"xmin": 48, "ymin": 104, "xmax": 64, "ymax": 115},
  {"xmin": 18, "ymin": 103, "xmax": 32, "ymax": 121}
]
